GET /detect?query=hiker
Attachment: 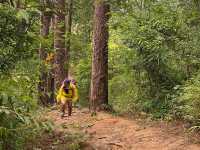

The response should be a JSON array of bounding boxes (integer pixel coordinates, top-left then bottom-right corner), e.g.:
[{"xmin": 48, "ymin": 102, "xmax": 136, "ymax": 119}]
[{"xmin": 56, "ymin": 79, "xmax": 78, "ymax": 118}]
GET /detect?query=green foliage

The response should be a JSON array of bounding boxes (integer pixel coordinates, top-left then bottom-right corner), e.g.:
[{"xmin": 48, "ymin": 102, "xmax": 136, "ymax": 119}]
[
  {"xmin": 0, "ymin": 4, "xmax": 39, "ymax": 73},
  {"xmin": 69, "ymin": 0, "xmax": 200, "ymax": 124},
  {"xmin": 109, "ymin": 73, "xmax": 138, "ymax": 113},
  {"xmin": 72, "ymin": 47, "xmax": 91, "ymax": 106},
  {"xmin": 107, "ymin": 0, "xmax": 200, "ymax": 122},
  {"xmin": 0, "ymin": 2, "xmax": 50, "ymax": 149},
  {"xmin": 0, "ymin": 96, "xmax": 53, "ymax": 150},
  {"xmin": 171, "ymin": 73, "xmax": 200, "ymax": 122},
  {"xmin": 70, "ymin": 0, "xmax": 93, "ymax": 105},
  {"xmin": 0, "ymin": 56, "xmax": 49, "ymax": 149},
  {"xmin": 2, "ymin": 0, "xmax": 200, "ymax": 146}
]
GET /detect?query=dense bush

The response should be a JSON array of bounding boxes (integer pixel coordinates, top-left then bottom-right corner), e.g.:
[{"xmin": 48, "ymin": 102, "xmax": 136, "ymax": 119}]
[
  {"xmin": 171, "ymin": 74, "xmax": 200, "ymax": 122},
  {"xmin": 0, "ymin": 96, "xmax": 53, "ymax": 150},
  {"xmin": 105, "ymin": 0, "xmax": 200, "ymax": 122},
  {"xmin": 0, "ymin": 5, "xmax": 38, "ymax": 73},
  {"xmin": 0, "ymin": 58, "xmax": 53, "ymax": 149}
]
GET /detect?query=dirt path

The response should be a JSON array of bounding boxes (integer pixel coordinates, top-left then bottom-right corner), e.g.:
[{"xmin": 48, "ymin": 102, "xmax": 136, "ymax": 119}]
[{"xmin": 48, "ymin": 108, "xmax": 200, "ymax": 150}]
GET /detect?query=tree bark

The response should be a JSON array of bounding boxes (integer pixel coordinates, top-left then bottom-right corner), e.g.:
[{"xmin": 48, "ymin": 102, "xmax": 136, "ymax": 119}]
[
  {"xmin": 47, "ymin": 15, "xmax": 56, "ymax": 105},
  {"xmin": 54, "ymin": 0, "xmax": 67, "ymax": 89},
  {"xmin": 38, "ymin": 0, "xmax": 52, "ymax": 106},
  {"xmin": 90, "ymin": 0, "xmax": 110, "ymax": 111},
  {"xmin": 65, "ymin": 0, "xmax": 73, "ymax": 70}
]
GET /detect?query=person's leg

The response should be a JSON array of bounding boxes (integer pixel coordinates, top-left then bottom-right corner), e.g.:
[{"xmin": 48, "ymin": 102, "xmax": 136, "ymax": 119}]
[
  {"xmin": 61, "ymin": 100, "xmax": 67, "ymax": 118},
  {"xmin": 67, "ymin": 100, "xmax": 72, "ymax": 116}
]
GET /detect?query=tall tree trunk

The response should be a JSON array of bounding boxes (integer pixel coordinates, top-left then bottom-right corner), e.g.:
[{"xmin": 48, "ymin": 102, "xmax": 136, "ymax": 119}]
[
  {"xmin": 65, "ymin": 0, "xmax": 73, "ymax": 69},
  {"xmin": 54, "ymin": 0, "xmax": 67, "ymax": 89},
  {"xmin": 90, "ymin": 0, "xmax": 110, "ymax": 111},
  {"xmin": 47, "ymin": 52, "xmax": 55, "ymax": 104},
  {"xmin": 38, "ymin": 0, "xmax": 52, "ymax": 106},
  {"xmin": 16, "ymin": 0, "xmax": 27, "ymax": 52},
  {"xmin": 47, "ymin": 15, "xmax": 56, "ymax": 105}
]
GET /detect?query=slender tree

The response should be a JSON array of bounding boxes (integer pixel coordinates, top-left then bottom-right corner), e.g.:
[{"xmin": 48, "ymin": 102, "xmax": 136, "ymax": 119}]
[
  {"xmin": 54, "ymin": 0, "xmax": 67, "ymax": 89},
  {"xmin": 90, "ymin": 0, "xmax": 110, "ymax": 111},
  {"xmin": 46, "ymin": 15, "xmax": 56, "ymax": 105},
  {"xmin": 38, "ymin": 0, "xmax": 52, "ymax": 106},
  {"xmin": 65, "ymin": 0, "xmax": 73, "ymax": 67}
]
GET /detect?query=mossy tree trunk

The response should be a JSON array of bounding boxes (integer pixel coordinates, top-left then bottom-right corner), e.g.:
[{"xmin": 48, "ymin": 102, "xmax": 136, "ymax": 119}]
[
  {"xmin": 65, "ymin": 0, "xmax": 73, "ymax": 69},
  {"xmin": 90, "ymin": 0, "xmax": 110, "ymax": 111},
  {"xmin": 38, "ymin": 0, "xmax": 52, "ymax": 106},
  {"xmin": 54, "ymin": 0, "xmax": 67, "ymax": 89}
]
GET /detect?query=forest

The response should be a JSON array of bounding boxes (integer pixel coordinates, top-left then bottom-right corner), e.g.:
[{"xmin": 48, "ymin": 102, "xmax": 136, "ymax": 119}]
[{"xmin": 1, "ymin": 0, "xmax": 200, "ymax": 149}]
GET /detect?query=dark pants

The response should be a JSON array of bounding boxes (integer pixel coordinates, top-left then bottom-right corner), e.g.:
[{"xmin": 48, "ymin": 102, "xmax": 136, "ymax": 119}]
[{"xmin": 61, "ymin": 100, "xmax": 72, "ymax": 116}]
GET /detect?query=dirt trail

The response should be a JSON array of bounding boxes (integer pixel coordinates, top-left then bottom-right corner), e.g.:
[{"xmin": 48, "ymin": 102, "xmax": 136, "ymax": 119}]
[{"xmin": 48, "ymin": 108, "xmax": 200, "ymax": 150}]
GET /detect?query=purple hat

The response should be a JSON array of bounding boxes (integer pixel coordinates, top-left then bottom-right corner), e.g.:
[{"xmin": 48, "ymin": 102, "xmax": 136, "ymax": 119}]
[{"xmin": 63, "ymin": 79, "xmax": 71, "ymax": 85}]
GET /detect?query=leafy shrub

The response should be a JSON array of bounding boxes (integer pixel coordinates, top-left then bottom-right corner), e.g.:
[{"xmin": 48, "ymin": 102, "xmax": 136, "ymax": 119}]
[
  {"xmin": 172, "ymin": 74, "xmax": 200, "ymax": 123},
  {"xmin": 73, "ymin": 55, "xmax": 91, "ymax": 107},
  {"xmin": 0, "ymin": 57, "xmax": 51, "ymax": 149},
  {"xmin": 0, "ymin": 5, "xmax": 38, "ymax": 73},
  {"xmin": 109, "ymin": 73, "xmax": 139, "ymax": 113},
  {"xmin": 0, "ymin": 95, "xmax": 53, "ymax": 150}
]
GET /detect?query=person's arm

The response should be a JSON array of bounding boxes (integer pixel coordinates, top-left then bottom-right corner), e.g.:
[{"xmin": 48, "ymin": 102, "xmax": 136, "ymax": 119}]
[{"xmin": 72, "ymin": 84, "xmax": 79, "ymax": 102}]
